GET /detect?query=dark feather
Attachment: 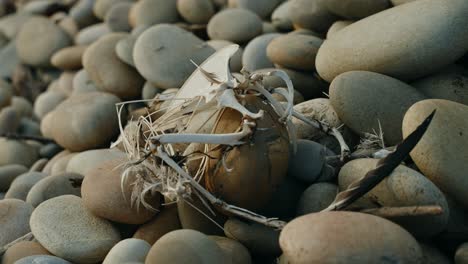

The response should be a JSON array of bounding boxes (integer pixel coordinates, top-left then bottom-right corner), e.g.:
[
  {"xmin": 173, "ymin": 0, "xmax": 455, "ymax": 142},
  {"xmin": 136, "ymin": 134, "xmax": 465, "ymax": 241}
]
[{"xmin": 323, "ymin": 110, "xmax": 436, "ymax": 212}]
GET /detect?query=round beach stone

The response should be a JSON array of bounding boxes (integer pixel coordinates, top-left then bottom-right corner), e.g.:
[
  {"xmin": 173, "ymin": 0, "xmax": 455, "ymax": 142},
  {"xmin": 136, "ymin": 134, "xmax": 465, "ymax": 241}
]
[
  {"xmin": 207, "ymin": 8, "xmax": 262, "ymax": 44},
  {"xmin": 75, "ymin": 23, "xmax": 110, "ymax": 45},
  {"xmin": 26, "ymin": 172, "xmax": 83, "ymax": 207},
  {"xmin": 229, "ymin": 0, "xmax": 281, "ymax": 19},
  {"xmin": 41, "ymin": 92, "xmax": 121, "ymax": 152},
  {"xmin": 14, "ymin": 255, "xmax": 71, "ymax": 264},
  {"xmin": 72, "ymin": 69, "xmax": 98, "ymax": 94},
  {"xmin": 402, "ymin": 99, "xmax": 468, "ymax": 209},
  {"xmin": 296, "ymin": 182, "xmax": 337, "ymax": 215},
  {"xmin": 339, "ymin": 158, "xmax": 449, "ymax": 237},
  {"xmin": 11, "ymin": 96, "xmax": 33, "ymax": 118},
  {"xmin": 289, "ymin": 0, "xmax": 337, "ymax": 32},
  {"xmin": 456, "ymin": 243, "xmax": 468, "ymax": 264},
  {"xmin": 57, "ymin": 71, "xmax": 76, "ymax": 96},
  {"xmin": 33, "ymin": 90, "xmax": 67, "ymax": 119},
  {"xmin": 242, "ymin": 33, "xmax": 280, "ymax": 71},
  {"xmin": 0, "ymin": 164, "xmax": 28, "ymax": 192},
  {"xmin": 83, "ymin": 33, "xmax": 144, "ymax": 99},
  {"xmin": 133, "ymin": 205, "xmax": 181, "ymax": 245},
  {"xmin": 326, "ymin": 20, "xmax": 353, "ymax": 39},
  {"xmin": 271, "ymin": 1, "xmax": 293, "ymax": 31},
  {"xmin": 224, "ymin": 218, "xmax": 281, "ymax": 257},
  {"xmin": 177, "ymin": 196, "xmax": 225, "ymax": 236},
  {"xmin": 0, "ymin": 12, "xmax": 33, "ymax": 39},
  {"xmin": 133, "ymin": 24, "xmax": 215, "ymax": 89},
  {"xmin": 105, "ymin": 2, "xmax": 132, "ymax": 32},
  {"xmin": 2, "ymin": 241, "xmax": 51, "ymax": 264},
  {"xmin": 69, "ymin": 0, "xmax": 99, "ymax": 28},
  {"xmin": 51, "ymin": 45, "xmax": 87, "ymax": 70},
  {"xmin": 0, "ymin": 138, "xmax": 39, "ymax": 167},
  {"xmin": 115, "ymin": 35, "xmax": 136, "ymax": 66},
  {"xmin": 145, "ymin": 229, "xmax": 225, "ymax": 264},
  {"xmin": 0, "ymin": 106, "xmax": 19, "ymax": 134},
  {"xmin": 330, "ymin": 71, "xmax": 426, "ymax": 145},
  {"xmin": 292, "ymin": 98, "xmax": 342, "ymax": 139},
  {"xmin": 412, "ymin": 67, "xmax": 468, "ymax": 106},
  {"xmin": 288, "ymin": 139, "xmax": 326, "ymax": 183},
  {"xmin": 210, "ymin": 236, "xmax": 252, "ymax": 264},
  {"xmin": 391, "ymin": 0, "xmax": 417, "ymax": 5},
  {"xmin": 103, "ymin": 238, "xmax": 150, "ymax": 264},
  {"xmin": 177, "ymin": 0, "xmax": 215, "ymax": 24},
  {"xmin": 5, "ymin": 172, "xmax": 47, "ymax": 200},
  {"xmin": 141, "ymin": 82, "xmax": 162, "ymax": 101},
  {"xmin": 280, "ymin": 211, "xmax": 423, "ymax": 263},
  {"xmin": 82, "ymin": 158, "xmax": 160, "ymax": 224},
  {"xmin": 41, "ymin": 150, "xmax": 70, "ymax": 174},
  {"xmin": 267, "ymin": 34, "xmax": 323, "ymax": 71},
  {"xmin": 0, "ymin": 40, "xmax": 20, "ymax": 79},
  {"xmin": 93, "ymin": 0, "xmax": 130, "ymax": 20},
  {"xmin": 326, "ymin": 0, "xmax": 390, "ymax": 19},
  {"xmin": 66, "ymin": 148, "xmax": 126, "ymax": 176},
  {"xmin": 0, "ymin": 80, "xmax": 13, "ymax": 109},
  {"xmin": 133, "ymin": 0, "xmax": 179, "ymax": 27},
  {"xmin": 275, "ymin": 67, "xmax": 326, "ymax": 99},
  {"xmin": 206, "ymin": 39, "xmax": 243, "ymax": 72},
  {"xmin": 30, "ymin": 195, "xmax": 121, "ymax": 263},
  {"xmin": 0, "ymin": 199, "xmax": 33, "ymax": 248},
  {"xmin": 316, "ymin": 0, "xmax": 468, "ymax": 82},
  {"xmin": 50, "ymin": 153, "xmax": 77, "ymax": 176},
  {"xmin": 16, "ymin": 16, "xmax": 72, "ymax": 67}
]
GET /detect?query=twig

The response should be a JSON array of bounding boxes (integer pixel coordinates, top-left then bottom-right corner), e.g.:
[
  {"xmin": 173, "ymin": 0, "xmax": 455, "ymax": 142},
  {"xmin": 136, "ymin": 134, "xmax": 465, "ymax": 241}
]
[
  {"xmin": 0, "ymin": 232, "xmax": 35, "ymax": 256},
  {"xmin": 0, "ymin": 133, "xmax": 56, "ymax": 144},
  {"xmin": 361, "ymin": 205, "xmax": 443, "ymax": 218}
]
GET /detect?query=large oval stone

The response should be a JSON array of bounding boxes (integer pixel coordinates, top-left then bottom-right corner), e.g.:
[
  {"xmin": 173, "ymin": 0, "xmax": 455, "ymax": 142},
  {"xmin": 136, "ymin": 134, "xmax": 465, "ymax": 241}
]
[
  {"xmin": 402, "ymin": 99, "xmax": 468, "ymax": 209},
  {"xmin": 316, "ymin": 0, "xmax": 468, "ymax": 82},
  {"xmin": 330, "ymin": 71, "xmax": 426, "ymax": 145},
  {"xmin": 280, "ymin": 211, "xmax": 423, "ymax": 263},
  {"xmin": 0, "ymin": 199, "xmax": 33, "ymax": 248},
  {"xmin": 30, "ymin": 195, "xmax": 121, "ymax": 263}
]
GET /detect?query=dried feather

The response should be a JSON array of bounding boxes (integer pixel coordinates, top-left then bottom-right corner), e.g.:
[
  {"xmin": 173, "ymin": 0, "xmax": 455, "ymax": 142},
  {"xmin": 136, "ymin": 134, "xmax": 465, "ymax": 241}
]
[{"xmin": 323, "ymin": 110, "xmax": 436, "ymax": 212}]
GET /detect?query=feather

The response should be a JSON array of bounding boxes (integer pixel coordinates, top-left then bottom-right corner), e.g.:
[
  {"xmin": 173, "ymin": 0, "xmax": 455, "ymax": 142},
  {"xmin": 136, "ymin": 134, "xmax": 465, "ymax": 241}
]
[{"xmin": 323, "ymin": 109, "xmax": 436, "ymax": 212}]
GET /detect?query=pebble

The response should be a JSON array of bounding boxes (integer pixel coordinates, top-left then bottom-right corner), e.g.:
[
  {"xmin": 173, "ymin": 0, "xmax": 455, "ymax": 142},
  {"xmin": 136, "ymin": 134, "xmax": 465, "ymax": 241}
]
[
  {"xmin": 0, "ymin": 79, "xmax": 12, "ymax": 108},
  {"xmin": 0, "ymin": 199, "xmax": 33, "ymax": 248},
  {"xmin": 289, "ymin": 0, "xmax": 337, "ymax": 32},
  {"xmin": 391, "ymin": 0, "xmax": 416, "ymax": 5},
  {"xmin": 242, "ymin": 33, "xmax": 280, "ymax": 72},
  {"xmin": 0, "ymin": 138, "xmax": 39, "ymax": 167},
  {"xmin": 0, "ymin": 40, "xmax": 20, "ymax": 79},
  {"xmin": 57, "ymin": 71, "xmax": 76, "ymax": 96},
  {"xmin": 339, "ymin": 158, "xmax": 449, "ymax": 237},
  {"xmin": 69, "ymin": 0, "xmax": 98, "ymax": 28},
  {"xmin": 2, "ymin": 241, "xmax": 51, "ymax": 264},
  {"xmin": 133, "ymin": 24, "xmax": 214, "ymax": 89},
  {"xmin": 210, "ymin": 236, "xmax": 252, "ymax": 264},
  {"xmin": 5, "ymin": 172, "xmax": 47, "ymax": 200},
  {"xmin": 16, "ymin": 16, "xmax": 72, "ymax": 67},
  {"xmin": 11, "ymin": 96, "xmax": 33, "ymax": 118},
  {"xmin": 33, "ymin": 90, "xmax": 67, "ymax": 119},
  {"xmin": 30, "ymin": 195, "xmax": 121, "ymax": 263},
  {"xmin": 271, "ymin": 1, "xmax": 293, "ymax": 31},
  {"xmin": 326, "ymin": 20, "xmax": 353, "ymax": 39},
  {"xmin": 66, "ymin": 148, "xmax": 126, "ymax": 176},
  {"xmin": 316, "ymin": 0, "xmax": 468, "ymax": 82},
  {"xmin": 275, "ymin": 67, "xmax": 326, "ymax": 99},
  {"xmin": 105, "ymin": 2, "xmax": 132, "ymax": 32},
  {"xmin": 229, "ymin": 0, "xmax": 282, "ymax": 19},
  {"xmin": 83, "ymin": 33, "xmax": 144, "ymax": 99},
  {"xmin": 133, "ymin": 205, "xmax": 181, "ymax": 245},
  {"xmin": 280, "ymin": 211, "xmax": 423, "ymax": 263},
  {"xmin": 72, "ymin": 69, "xmax": 98, "ymax": 94},
  {"xmin": 177, "ymin": 196, "xmax": 226, "ymax": 236},
  {"xmin": 402, "ymin": 99, "xmax": 468, "ymax": 209},
  {"xmin": 412, "ymin": 67, "xmax": 468, "ymax": 105},
  {"xmin": 456, "ymin": 243, "xmax": 468, "ymax": 264},
  {"xmin": 14, "ymin": 255, "xmax": 72, "ymax": 264},
  {"xmin": 81, "ymin": 158, "xmax": 160, "ymax": 224},
  {"xmin": 39, "ymin": 143, "xmax": 62, "ymax": 159},
  {"xmin": 93, "ymin": 0, "xmax": 129, "ymax": 20},
  {"xmin": 132, "ymin": 0, "xmax": 179, "ymax": 27},
  {"xmin": 103, "ymin": 238, "xmax": 150, "ymax": 264},
  {"xmin": 40, "ymin": 92, "xmax": 121, "ymax": 152},
  {"xmin": 267, "ymin": 33, "xmax": 323, "ymax": 71},
  {"xmin": 207, "ymin": 8, "xmax": 263, "ymax": 44},
  {"xmin": 74, "ymin": 23, "xmax": 110, "ymax": 45},
  {"xmin": 0, "ymin": 106, "xmax": 19, "ymax": 134},
  {"xmin": 145, "ymin": 229, "xmax": 225, "ymax": 264},
  {"xmin": 296, "ymin": 182, "xmax": 338, "ymax": 215},
  {"xmin": 49, "ymin": 152, "xmax": 76, "ymax": 175},
  {"xmin": 29, "ymin": 158, "xmax": 49, "ymax": 172},
  {"xmin": 51, "ymin": 45, "xmax": 87, "ymax": 71},
  {"xmin": 325, "ymin": 0, "xmax": 390, "ymax": 19},
  {"xmin": 0, "ymin": 12, "xmax": 32, "ymax": 39},
  {"xmin": 288, "ymin": 139, "xmax": 326, "ymax": 183},
  {"xmin": 115, "ymin": 35, "xmax": 136, "ymax": 66},
  {"xmin": 141, "ymin": 81, "xmax": 162, "ymax": 101},
  {"xmin": 330, "ymin": 71, "xmax": 426, "ymax": 145},
  {"xmin": 26, "ymin": 172, "xmax": 83, "ymax": 207},
  {"xmin": 177, "ymin": 0, "xmax": 215, "ymax": 24},
  {"xmin": 41, "ymin": 150, "xmax": 70, "ymax": 174},
  {"xmin": 0, "ymin": 164, "xmax": 28, "ymax": 192},
  {"xmin": 224, "ymin": 218, "xmax": 281, "ymax": 257}
]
